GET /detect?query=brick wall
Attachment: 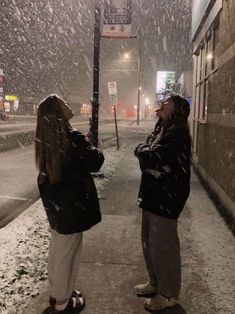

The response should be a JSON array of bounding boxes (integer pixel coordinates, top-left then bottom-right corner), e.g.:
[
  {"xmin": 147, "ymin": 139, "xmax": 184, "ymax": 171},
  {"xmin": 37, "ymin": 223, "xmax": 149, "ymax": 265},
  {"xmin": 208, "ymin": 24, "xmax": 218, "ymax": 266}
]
[
  {"xmin": 217, "ymin": 0, "xmax": 235, "ymax": 55},
  {"xmin": 197, "ymin": 0, "xmax": 235, "ymax": 203}
]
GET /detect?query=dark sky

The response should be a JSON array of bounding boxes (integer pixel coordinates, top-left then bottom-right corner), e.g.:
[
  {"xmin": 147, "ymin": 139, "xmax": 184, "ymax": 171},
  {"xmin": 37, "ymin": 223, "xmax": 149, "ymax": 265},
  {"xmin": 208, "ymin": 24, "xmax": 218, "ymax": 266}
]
[{"xmin": 0, "ymin": 0, "xmax": 192, "ymax": 106}]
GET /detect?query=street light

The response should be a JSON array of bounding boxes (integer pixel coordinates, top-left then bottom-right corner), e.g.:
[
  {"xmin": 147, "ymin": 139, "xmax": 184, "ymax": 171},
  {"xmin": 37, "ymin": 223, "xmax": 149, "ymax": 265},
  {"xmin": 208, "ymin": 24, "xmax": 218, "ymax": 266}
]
[
  {"xmin": 124, "ymin": 53, "xmax": 130, "ymax": 59},
  {"xmin": 89, "ymin": 3, "xmax": 101, "ymax": 148},
  {"xmin": 207, "ymin": 53, "xmax": 213, "ymax": 60},
  {"xmin": 129, "ymin": 33, "xmax": 142, "ymax": 125}
]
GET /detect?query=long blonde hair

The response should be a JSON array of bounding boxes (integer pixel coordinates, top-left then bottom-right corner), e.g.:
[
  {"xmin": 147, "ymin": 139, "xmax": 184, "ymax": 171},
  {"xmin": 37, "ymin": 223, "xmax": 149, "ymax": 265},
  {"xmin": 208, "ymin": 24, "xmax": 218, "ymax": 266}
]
[{"xmin": 35, "ymin": 94, "xmax": 71, "ymax": 184}]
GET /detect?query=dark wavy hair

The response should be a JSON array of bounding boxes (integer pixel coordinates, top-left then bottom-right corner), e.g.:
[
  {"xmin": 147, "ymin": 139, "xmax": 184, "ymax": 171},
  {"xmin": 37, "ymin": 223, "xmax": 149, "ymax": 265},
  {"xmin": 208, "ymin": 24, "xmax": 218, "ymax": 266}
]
[
  {"xmin": 153, "ymin": 93, "xmax": 191, "ymax": 138},
  {"xmin": 35, "ymin": 94, "xmax": 71, "ymax": 184},
  {"xmin": 170, "ymin": 93, "xmax": 190, "ymax": 121}
]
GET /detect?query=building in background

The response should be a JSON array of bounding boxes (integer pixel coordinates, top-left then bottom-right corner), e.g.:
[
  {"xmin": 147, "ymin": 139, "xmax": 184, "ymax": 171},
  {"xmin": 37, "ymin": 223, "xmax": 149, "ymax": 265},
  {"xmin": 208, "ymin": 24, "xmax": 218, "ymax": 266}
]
[
  {"xmin": 191, "ymin": 0, "xmax": 235, "ymax": 221},
  {"xmin": 0, "ymin": 69, "xmax": 5, "ymax": 110}
]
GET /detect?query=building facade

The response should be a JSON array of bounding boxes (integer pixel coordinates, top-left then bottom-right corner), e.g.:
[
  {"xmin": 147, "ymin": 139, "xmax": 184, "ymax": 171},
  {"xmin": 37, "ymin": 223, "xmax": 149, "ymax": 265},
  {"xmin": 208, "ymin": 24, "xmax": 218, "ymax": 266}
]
[{"xmin": 191, "ymin": 0, "xmax": 235, "ymax": 221}]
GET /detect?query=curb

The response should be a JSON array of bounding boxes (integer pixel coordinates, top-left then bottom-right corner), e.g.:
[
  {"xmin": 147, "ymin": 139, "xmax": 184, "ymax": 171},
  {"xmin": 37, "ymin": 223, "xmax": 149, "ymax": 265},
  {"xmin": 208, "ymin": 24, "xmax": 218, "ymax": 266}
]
[
  {"xmin": 0, "ymin": 130, "xmax": 35, "ymax": 153},
  {"xmin": 0, "ymin": 130, "xmax": 118, "ymax": 153}
]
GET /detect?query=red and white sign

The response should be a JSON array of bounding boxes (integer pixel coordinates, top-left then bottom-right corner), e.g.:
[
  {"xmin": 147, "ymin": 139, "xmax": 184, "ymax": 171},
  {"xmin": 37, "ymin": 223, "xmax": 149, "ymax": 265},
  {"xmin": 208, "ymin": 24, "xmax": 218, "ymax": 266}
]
[{"xmin": 103, "ymin": 0, "xmax": 132, "ymax": 38}]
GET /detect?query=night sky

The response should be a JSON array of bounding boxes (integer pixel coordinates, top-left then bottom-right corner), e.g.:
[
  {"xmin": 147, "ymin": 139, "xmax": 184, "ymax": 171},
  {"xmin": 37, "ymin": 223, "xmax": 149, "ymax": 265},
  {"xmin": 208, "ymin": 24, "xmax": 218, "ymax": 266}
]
[{"xmin": 0, "ymin": 0, "xmax": 192, "ymax": 106}]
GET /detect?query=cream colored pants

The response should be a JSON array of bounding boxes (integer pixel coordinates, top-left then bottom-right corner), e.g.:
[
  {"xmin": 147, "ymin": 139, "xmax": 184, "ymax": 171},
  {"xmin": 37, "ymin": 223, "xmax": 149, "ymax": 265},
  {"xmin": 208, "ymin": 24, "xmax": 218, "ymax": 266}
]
[
  {"xmin": 48, "ymin": 229, "xmax": 83, "ymax": 302},
  {"xmin": 141, "ymin": 210, "xmax": 181, "ymax": 298}
]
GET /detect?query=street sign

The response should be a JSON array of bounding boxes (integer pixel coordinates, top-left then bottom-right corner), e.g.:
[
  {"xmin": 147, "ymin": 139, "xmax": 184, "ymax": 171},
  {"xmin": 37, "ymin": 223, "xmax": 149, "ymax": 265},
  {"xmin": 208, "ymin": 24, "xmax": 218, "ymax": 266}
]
[
  {"xmin": 107, "ymin": 81, "xmax": 119, "ymax": 149},
  {"xmin": 108, "ymin": 81, "xmax": 117, "ymax": 95},
  {"xmin": 108, "ymin": 82, "xmax": 117, "ymax": 106},
  {"xmin": 103, "ymin": 0, "xmax": 132, "ymax": 38},
  {"xmin": 110, "ymin": 94, "xmax": 117, "ymax": 106},
  {"xmin": 5, "ymin": 95, "xmax": 18, "ymax": 101}
]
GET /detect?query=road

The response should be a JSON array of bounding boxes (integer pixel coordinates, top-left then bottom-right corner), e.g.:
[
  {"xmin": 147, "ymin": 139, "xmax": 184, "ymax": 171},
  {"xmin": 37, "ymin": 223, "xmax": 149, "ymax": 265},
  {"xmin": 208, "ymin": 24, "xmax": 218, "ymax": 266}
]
[
  {"xmin": 0, "ymin": 118, "xmax": 137, "ymax": 228},
  {"xmin": 0, "ymin": 115, "xmax": 105, "ymax": 134}
]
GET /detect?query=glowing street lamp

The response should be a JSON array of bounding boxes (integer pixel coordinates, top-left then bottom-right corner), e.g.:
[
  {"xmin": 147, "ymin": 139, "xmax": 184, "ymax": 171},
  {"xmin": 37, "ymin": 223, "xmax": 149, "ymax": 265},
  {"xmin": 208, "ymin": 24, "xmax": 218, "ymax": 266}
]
[
  {"xmin": 145, "ymin": 97, "xmax": 150, "ymax": 105},
  {"xmin": 207, "ymin": 53, "xmax": 213, "ymax": 60},
  {"xmin": 144, "ymin": 97, "xmax": 150, "ymax": 118}
]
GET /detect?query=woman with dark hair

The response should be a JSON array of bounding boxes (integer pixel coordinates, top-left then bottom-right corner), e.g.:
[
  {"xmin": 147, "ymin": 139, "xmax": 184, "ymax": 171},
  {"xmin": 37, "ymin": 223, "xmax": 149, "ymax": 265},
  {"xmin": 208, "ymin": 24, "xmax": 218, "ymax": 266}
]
[
  {"xmin": 35, "ymin": 94, "xmax": 104, "ymax": 313},
  {"xmin": 134, "ymin": 94, "xmax": 191, "ymax": 311}
]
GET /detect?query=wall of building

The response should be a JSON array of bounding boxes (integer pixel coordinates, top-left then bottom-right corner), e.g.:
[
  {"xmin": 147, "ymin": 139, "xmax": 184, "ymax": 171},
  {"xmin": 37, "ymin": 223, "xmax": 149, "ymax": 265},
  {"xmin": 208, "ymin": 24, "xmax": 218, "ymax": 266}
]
[{"xmin": 191, "ymin": 0, "xmax": 235, "ymax": 219}]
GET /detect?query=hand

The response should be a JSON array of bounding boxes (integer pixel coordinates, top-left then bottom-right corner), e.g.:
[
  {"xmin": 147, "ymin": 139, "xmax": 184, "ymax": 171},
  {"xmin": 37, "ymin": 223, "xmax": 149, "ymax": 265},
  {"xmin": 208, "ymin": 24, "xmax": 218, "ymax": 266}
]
[
  {"xmin": 85, "ymin": 131, "xmax": 92, "ymax": 142},
  {"xmin": 134, "ymin": 143, "xmax": 146, "ymax": 156}
]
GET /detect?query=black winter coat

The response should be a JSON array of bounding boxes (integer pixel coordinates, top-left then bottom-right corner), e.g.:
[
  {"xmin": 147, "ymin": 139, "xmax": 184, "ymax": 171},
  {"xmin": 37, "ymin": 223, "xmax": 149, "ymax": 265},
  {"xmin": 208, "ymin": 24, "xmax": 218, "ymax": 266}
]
[
  {"xmin": 135, "ymin": 124, "xmax": 191, "ymax": 220},
  {"xmin": 38, "ymin": 129, "xmax": 104, "ymax": 234}
]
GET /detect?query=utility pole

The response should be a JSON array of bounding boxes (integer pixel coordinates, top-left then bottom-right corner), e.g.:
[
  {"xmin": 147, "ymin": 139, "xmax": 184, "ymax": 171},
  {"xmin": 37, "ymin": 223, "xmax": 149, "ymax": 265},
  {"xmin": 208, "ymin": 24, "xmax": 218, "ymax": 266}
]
[
  {"xmin": 136, "ymin": 31, "xmax": 141, "ymax": 125},
  {"xmin": 89, "ymin": 3, "xmax": 101, "ymax": 148}
]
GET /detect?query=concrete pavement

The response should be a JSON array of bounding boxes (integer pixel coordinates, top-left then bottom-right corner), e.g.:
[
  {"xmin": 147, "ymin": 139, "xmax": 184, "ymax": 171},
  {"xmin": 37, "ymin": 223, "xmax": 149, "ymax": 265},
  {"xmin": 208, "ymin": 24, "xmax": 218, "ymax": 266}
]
[{"xmin": 23, "ymin": 133, "xmax": 235, "ymax": 314}]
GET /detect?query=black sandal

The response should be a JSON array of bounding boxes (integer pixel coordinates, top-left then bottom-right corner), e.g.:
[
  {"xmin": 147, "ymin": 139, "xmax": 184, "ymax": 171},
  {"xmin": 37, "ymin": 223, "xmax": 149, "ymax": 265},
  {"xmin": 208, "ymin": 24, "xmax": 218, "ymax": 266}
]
[
  {"xmin": 50, "ymin": 295, "xmax": 85, "ymax": 313},
  {"xmin": 49, "ymin": 290, "xmax": 83, "ymax": 306}
]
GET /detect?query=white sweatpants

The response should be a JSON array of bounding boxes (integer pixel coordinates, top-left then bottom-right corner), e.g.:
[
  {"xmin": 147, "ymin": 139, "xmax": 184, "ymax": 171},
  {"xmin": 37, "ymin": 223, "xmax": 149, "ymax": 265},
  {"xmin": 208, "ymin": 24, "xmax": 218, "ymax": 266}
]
[
  {"xmin": 141, "ymin": 210, "xmax": 181, "ymax": 298},
  {"xmin": 48, "ymin": 229, "xmax": 83, "ymax": 302}
]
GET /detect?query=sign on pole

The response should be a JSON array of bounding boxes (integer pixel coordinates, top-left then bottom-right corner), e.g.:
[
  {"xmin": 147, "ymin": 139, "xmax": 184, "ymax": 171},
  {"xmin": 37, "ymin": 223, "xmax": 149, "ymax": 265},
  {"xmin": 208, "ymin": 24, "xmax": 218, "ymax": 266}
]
[
  {"xmin": 103, "ymin": 0, "xmax": 132, "ymax": 38},
  {"xmin": 108, "ymin": 81, "xmax": 117, "ymax": 95},
  {"xmin": 108, "ymin": 81, "xmax": 119, "ymax": 150},
  {"xmin": 110, "ymin": 94, "xmax": 118, "ymax": 106},
  {"xmin": 108, "ymin": 81, "xmax": 118, "ymax": 106}
]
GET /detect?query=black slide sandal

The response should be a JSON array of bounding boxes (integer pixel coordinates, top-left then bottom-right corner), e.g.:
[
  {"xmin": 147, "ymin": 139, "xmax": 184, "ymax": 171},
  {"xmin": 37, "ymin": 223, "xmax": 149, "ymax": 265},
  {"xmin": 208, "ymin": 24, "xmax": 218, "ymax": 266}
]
[{"xmin": 50, "ymin": 296, "xmax": 85, "ymax": 313}]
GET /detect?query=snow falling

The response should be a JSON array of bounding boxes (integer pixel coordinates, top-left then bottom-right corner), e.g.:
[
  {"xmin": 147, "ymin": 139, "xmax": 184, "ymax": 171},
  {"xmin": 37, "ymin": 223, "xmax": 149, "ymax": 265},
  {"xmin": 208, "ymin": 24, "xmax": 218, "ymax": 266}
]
[{"xmin": 0, "ymin": 0, "xmax": 234, "ymax": 313}]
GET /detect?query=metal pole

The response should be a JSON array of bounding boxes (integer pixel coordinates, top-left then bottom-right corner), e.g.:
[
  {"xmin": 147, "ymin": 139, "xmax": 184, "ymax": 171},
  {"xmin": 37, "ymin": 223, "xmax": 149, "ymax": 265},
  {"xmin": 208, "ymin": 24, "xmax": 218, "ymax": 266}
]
[
  {"xmin": 144, "ymin": 101, "xmax": 147, "ymax": 119},
  {"xmin": 137, "ymin": 32, "xmax": 141, "ymax": 125},
  {"xmin": 137, "ymin": 83, "xmax": 140, "ymax": 125},
  {"xmin": 113, "ymin": 106, "xmax": 120, "ymax": 150},
  {"xmin": 90, "ymin": 3, "xmax": 101, "ymax": 147}
]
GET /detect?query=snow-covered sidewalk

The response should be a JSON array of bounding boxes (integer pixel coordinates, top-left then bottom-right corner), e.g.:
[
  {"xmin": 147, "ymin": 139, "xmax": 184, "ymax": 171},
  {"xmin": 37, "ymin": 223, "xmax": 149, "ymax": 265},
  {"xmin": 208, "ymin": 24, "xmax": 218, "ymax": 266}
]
[
  {"xmin": 0, "ymin": 126, "xmax": 235, "ymax": 314},
  {"xmin": 0, "ymin": 146, "xmax": 125, "ymax": 314}
]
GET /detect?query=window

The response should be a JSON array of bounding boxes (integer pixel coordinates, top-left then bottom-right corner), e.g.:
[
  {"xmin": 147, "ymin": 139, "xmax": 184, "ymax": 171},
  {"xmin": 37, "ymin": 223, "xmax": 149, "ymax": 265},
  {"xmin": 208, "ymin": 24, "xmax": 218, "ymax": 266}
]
[
  {"xmin": 212, "ymin": 21, "xmax": 220, "ymax": 69},
  {"xmin": 193, "ymin": 15, "xmax": 220, "ymax": 124},
  {"xmin": 203, "ymin": 80, "xmax": 208, "ymax": 121},
  {"xmin": 206, "ymin": 35, "xmax": 213, "ymax": 76}
]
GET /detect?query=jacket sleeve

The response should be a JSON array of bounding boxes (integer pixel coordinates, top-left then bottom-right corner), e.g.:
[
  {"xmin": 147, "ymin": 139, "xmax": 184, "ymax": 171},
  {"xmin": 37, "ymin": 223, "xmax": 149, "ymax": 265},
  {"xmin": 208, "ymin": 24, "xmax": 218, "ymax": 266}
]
[
  {"xmin": 135, "ymin": 133, "xmax": 178, "ymax": 170},
  {"xmin": 71, "ymin": 131, "xmax": 105, "ymax": 172}
]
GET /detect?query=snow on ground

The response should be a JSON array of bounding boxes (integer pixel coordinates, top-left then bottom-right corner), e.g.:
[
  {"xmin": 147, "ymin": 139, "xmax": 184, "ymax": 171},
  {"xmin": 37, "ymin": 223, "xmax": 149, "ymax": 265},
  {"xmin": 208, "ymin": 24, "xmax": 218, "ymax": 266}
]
[
  {"xmin": 0, "ymin": 146, "xmax": 124, "ymax": 314},
  {"xmin": 184, "ymin": 173, "xmax": 235, "ymax": 313}
]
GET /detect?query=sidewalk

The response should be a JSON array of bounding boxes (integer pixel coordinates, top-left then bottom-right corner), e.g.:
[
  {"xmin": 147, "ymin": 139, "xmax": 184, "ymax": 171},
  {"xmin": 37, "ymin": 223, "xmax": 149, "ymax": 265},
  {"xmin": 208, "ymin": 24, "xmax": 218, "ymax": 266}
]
[{"xmin": 22, "ymin": 137, "xmax": 235, "ymax": 314}]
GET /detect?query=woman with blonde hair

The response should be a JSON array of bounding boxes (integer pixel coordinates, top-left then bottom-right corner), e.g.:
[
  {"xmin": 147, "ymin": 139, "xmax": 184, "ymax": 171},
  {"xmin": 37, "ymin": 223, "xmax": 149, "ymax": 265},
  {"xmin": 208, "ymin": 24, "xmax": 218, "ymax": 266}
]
[{"xmin": 35, "ymin": 94, "xmax": 104, "ymax": 313}]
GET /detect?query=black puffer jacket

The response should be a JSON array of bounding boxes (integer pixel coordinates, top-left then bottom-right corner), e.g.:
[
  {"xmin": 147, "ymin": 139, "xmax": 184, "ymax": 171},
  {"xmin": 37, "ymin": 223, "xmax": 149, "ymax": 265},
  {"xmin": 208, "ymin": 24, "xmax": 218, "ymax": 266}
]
[
  {"xmin": 38, "ymin": 129, "xmax": 104, "ymax": 234},
  {"xmin": 135, "ymin": 122, "xmax": 191, "ymax": 220}
]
